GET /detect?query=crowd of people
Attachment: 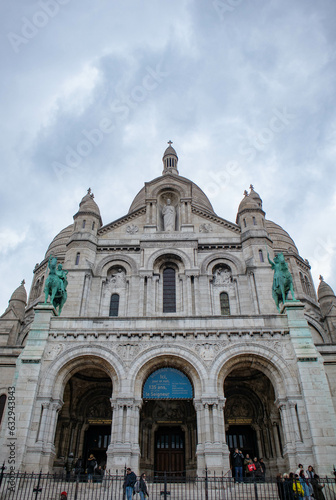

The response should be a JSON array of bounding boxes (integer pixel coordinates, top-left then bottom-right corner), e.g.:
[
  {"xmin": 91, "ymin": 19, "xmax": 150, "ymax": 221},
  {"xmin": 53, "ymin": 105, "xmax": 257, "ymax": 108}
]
[
  {"xmin": 59, "ymin": 451, "xmax": 330, "ymax": 500},
  {"xmin": 232, "ymin": 448, "xmax": 267, "ymax": 482},
  {"xmin": 232, "ymin": 449, "xmax": 328, "ymax": 499},
  {"xmin": 276, "ymin": 464, "xmax": 326, "ymax": 500}
]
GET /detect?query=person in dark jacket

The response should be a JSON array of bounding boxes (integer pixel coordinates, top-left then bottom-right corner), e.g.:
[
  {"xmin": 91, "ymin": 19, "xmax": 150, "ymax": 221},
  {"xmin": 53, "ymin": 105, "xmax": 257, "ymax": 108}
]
[
  {"xmin": 123, "ymin": 467, "xmax": 137, "ymax": 500},
  {"xmin": 139, "ymin": 473, "xmax": 149, "ymax": 500},
  {"xmin": 259, "ymin": 458, "xmax": 266, "ymax": 481},
  {"xmin": 251, "ymin": 457, "xmax": 263, "ymax": 481},
  {"xmin": 276, "ymin": 473, "xmax": 285, "ymax": 500},
  {"xmin": 87, "ymin": 454, "xmax": 96, "ymax": 483},
  {"xmin": 232, "ymin": 448, "xmax": 244, "ymax": 483}
]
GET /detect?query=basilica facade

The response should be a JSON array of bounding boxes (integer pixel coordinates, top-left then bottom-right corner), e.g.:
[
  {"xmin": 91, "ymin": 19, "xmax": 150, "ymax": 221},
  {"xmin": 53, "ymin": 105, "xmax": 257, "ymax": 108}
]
[{"xmin": 0, "ymin": 144, "xmax": 336, "ymax": 477}]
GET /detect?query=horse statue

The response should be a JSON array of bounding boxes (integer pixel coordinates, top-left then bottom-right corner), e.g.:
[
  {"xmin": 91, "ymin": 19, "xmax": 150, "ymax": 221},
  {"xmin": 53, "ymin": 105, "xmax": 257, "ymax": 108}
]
[
  {"xmin": 44, "ymin": 256, "xmax": 68, "ymax": 315},
  {"xmin": 267, "ymin": 251, "xmax": 296, "ymax": 311}
]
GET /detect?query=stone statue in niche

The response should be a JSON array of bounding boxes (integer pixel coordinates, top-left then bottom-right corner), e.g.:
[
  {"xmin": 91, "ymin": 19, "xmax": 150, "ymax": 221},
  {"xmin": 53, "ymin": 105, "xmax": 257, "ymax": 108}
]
[
  {"xmin": 109, "ymin": 268, "xmax": 126, "ymax": 287},
  {"xmin": 212, "ymin": 266, "xmax": 232, "ymax": 287},
  {"xmin": 162, "ymin": 198, "xmax": 176, "ymax": 232}
]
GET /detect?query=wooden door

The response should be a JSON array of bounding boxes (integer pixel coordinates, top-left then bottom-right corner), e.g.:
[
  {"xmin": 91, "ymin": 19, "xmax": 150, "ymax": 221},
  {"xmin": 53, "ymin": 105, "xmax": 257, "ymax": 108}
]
[{"xmin": 155, "ymin": 427, "xmax": 185, "ymax": 475}]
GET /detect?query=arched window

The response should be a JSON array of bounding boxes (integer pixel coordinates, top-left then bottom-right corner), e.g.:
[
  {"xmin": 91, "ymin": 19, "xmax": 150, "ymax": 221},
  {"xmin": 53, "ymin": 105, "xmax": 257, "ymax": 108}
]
[
  {"xmin": 220, "ymin": 292, "xmax": 230, "ymax": 316},
  {"xmin": 109, "ymin": 294, "xmax": 119, "ymax": 317},
  {"xmin": 259, "ymin": 249, "xmax": 264, "ymax": 263},
  {"xmin": 163, "ymin": 267, "xmax": 176, "ymax": 313},
  {"xmin": 300, "ymin": 272, "xmax": 306, "ymax": 293},
  {"xmin": 0, "ymin": 394, "xmax": 6, "ymax": 425},
  {"xmin": 305, "ymin": 276, "xmax": 311, "ymax": 297},
  {"xmin": 75, "ymin": 252, "xmax": 80, "ymax": 265}
]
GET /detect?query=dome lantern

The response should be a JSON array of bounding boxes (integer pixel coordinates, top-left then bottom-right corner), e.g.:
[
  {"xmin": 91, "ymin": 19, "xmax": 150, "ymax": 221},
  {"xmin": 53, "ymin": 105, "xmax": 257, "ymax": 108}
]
[{"xmin": 162, "ymin": 141, "xmax": 179, "ymax": 175}]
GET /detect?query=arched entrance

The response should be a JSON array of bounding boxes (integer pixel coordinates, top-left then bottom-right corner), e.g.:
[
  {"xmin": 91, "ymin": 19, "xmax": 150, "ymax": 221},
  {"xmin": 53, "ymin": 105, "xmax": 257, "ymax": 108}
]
[
  {"xmin": 224, "ymin": 365, "xmax": 284, "ymax": 474},
  {"xmin": 139, "ymin": 367, "xmax": 197, "ymax": 475},
  {"xmin": 54, "ymin": 367, "xmax": 112, "ymax": 470}
]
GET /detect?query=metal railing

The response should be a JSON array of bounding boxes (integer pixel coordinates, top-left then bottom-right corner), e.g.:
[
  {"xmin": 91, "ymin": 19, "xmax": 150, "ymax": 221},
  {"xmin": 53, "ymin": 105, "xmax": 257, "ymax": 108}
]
[{"xmin": 0, "ymin": 469, "xmax": 335, "ymax": 500}]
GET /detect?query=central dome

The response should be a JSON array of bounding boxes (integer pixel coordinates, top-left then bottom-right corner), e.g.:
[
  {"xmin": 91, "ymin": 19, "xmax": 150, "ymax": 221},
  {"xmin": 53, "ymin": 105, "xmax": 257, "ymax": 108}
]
[
  {"xmin": 128, "ymin": 174, "xmax": 215, "ymax": 214},
  {"xmin": 129, "ymin": 143, "xmax": 215, "ymax": 214}
]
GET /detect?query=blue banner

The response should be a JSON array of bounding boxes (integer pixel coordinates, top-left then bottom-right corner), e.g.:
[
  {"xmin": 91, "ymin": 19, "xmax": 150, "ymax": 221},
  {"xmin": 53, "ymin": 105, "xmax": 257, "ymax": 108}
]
[{"xmin": 143, "ymin": 368, "xmax": 193, "ymax": 399}]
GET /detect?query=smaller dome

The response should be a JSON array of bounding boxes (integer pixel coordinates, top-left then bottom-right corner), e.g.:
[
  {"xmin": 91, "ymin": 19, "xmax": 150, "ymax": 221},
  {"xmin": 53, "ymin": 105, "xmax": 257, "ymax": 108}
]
[
  {"xmin": 317, "ymin": 276, "xmax": 336, "ymax": 301},
  {"xmin": 10, "ymin": 280, "xmax": 27, "ymax": 304},
  {"xmin": 45, "ymin": 224, "xmax": 74, "ymax": 259},
  {"xmin": 265, "ymin": 220, "xmax": 298, "ymax": 254},
  {"xmin": 78, "ymin": 188, "xmax": 101, "ymax": 218}
]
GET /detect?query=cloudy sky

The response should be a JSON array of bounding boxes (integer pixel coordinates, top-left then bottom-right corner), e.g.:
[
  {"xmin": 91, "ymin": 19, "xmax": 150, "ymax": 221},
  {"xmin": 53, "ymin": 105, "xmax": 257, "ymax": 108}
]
[{"xmin": 1, "ymin": 0, "xmax": 336, "ymax": 313}]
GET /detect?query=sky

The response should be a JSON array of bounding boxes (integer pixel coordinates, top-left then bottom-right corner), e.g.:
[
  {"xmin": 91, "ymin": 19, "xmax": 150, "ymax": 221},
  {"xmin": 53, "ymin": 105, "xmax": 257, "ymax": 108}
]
[{"xmin": 1, "ymin": 0, "xmax": 336, "ymax": 313}]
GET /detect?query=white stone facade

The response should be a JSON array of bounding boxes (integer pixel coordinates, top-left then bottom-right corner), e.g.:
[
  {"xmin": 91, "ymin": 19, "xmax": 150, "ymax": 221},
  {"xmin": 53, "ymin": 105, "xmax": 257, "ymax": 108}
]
[{"xmin": 0, "ymin": 146, "xmax": 336, "ymax": 477}]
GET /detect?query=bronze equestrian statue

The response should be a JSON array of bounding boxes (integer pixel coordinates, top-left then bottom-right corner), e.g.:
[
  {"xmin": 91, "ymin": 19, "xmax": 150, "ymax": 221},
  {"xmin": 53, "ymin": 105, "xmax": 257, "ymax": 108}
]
[
  {"xmin": 44, "ymin": 256, "xmax": 68, "ymax": 315},
  {"xmin": 267, "ymin": 251, "xmax": 296, "ymax": 311}
]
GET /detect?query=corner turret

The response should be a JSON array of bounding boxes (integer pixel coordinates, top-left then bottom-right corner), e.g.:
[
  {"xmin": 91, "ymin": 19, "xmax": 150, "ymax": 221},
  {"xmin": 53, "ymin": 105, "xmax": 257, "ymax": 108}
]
[
  {"xmin": 317, "ymin": 276, "xmax": 336, "ymax": 342},
  {"xmin": 236, "ymin": 185, "xmax": 266, "ymax": 231},
  {"xmin": 73, "ymin": 188, "xmax": 103, "ymax": 235}
]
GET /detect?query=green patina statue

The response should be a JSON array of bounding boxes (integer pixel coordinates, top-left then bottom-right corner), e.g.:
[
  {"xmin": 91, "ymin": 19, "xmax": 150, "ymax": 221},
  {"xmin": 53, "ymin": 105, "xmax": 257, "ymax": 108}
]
[
  {"xmin": 44, "ymin": 256, "xmax": 68, "ymax": 315},
  {"xmin": 267, "ymin": 250, "xmax": 296, "ymax": 311}
]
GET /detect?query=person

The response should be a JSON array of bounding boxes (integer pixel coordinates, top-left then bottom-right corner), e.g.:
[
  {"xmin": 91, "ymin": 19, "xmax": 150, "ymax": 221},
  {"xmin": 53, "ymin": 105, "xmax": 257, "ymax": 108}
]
[
  {"xmin": 95, "ymin": 465, "xmax": 105, "ymax": 483},
  {"xmin": 251, "ymin": 457, "xmax": 262, "ymax": 480},
  {"xmin": 232, "ymin": 448, "xmax": 244, "ymax": 483},
  {"xmin": 60, "ymin": 492, "xmax": 67, "ymax": 500},
  {"xmin": 162, "ymin": 199, "xmax": 176, "ymax": 232},
  {"xmin": 244, "ymin": 453, "xmax": 253, "ymax": 479},
  {"xmin": 295, "ymin": 464, "xmax": 305, "ymax": 477},
  {"xmin": 123, "ymin": 467, "xmax": 137, "ymax": 500},
  {"xmin": 311, "ymin": 474, "xmax": 325, "ymax": 500},
  {"xmin": 260, "ymin": 458, "xmax": 266, "ymax": 481},
  {"xmin": 283, "ymin": 473, "xmax": 295, "ymax": 500},
  {"xmin": 306, "ymin": 466, "xmax": 315, "ymax": 498},
  {"xmin": 74, "ymin": 456, "xmax": 83, "ymax": 479},
  {"xmin": 292, "ymin": 473, "xmax": 304, "ymax": 499},
  {"xmin": 139, "ymin": 472, "xmax": 149, "ymax": 499},
  {"xmin": 299, "ymin": 470, "xmax": 311, "ymax": 500},
  {"xmin": 87, "ymin": 454, "xmax": 96, "ymax": 483},
  {"xmin": 276, "ymin": 473, "xmax": 285, "ymax": 500},
  {"xmin": 65, "ymin": 453, "xmax": 74, "ymax": 482}
]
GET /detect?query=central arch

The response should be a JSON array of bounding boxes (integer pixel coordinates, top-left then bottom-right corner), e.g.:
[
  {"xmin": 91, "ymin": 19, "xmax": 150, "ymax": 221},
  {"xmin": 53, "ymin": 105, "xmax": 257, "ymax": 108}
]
[{"xmin": 134, "ymin": 354, "xmax": 203, "ymax": 476}]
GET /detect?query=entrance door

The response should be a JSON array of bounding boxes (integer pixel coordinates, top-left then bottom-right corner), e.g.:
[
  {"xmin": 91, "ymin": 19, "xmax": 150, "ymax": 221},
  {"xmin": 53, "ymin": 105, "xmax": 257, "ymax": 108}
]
[
  {"xmin": 226, "ymin": 425, "xmax": 258, "ymax": 459},
  {"xmin": 155, "ymin": 427, "xmax": 185, "ymax": 475},
  {"xmin": 83, "ymin": 425, "xmax": 111, "ymax": 467}
]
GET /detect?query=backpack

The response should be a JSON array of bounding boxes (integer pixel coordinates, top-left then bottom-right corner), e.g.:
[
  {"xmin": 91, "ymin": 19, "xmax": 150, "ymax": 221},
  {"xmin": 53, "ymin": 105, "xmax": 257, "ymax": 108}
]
[{"xmin": 134, "ymin": 480, "xmax": 140, "ymax": 493}]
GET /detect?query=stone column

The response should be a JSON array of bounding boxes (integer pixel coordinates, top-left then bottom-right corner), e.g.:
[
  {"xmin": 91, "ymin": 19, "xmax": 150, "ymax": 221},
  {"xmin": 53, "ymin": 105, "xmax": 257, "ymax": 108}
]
[
  {"xmin": 272, "ymin": 422, "xmax": 282, "ymax": 458},
  {"xmin": 36, "ymin": 401, "xmax": 50, "ymax": 443},
  {"xmin": 276, "ymin": 400, "xmax": 292, "ymax": 448},
  {"xmin": 288, "ymin": 400, "xmax": 302, "ymax": 443},
  {"xmin": 107, "ymin": 398, "xmax": 141, "ymax": 473}
]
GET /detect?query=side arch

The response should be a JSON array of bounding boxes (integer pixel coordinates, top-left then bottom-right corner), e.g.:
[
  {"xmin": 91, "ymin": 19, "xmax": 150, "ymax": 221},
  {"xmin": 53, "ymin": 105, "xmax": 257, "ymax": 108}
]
[
  {"xmin": 38, "ymin": 345, "xmax": 126, "ymax": 400},
  {"xmin": 94, "ymin": 254, "xmax": 138, "ymax": 277},
  {"xmin": 210, "ymin": 343, "xmax": 299, "ymax": 400},
  {"xmin": 200, "ymin": 252, "xmax": 246, "ymax": 276}
]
